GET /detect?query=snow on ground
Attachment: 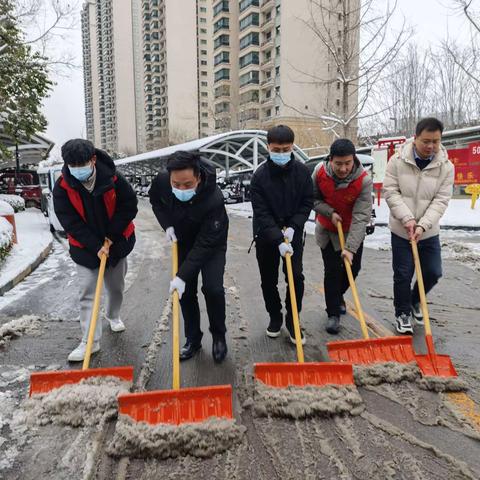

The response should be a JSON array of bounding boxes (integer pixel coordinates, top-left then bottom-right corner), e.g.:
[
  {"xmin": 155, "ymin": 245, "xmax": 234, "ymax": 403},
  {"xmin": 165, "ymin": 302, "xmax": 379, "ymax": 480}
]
[
  {"xmin": 227, "ymin": 201, "xmax": 480, "ymax": 271},
  {"xmin": 0, "ymin": 209, "xmax": 53, "ymax": 291}
]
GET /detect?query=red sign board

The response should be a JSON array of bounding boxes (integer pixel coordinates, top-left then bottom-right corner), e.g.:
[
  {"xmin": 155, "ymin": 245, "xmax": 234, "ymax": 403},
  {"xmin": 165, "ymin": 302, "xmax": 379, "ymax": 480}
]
[{"xmin": 449, "ymin": 142, "xmax": 480, "ymax": 185}]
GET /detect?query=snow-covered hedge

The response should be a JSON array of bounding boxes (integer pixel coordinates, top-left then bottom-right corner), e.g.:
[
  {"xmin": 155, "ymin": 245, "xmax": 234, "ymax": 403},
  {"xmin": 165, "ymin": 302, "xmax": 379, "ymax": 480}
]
[
  {"xmin": 0, "ymin": 194, "xmax": 25, "ymax": 213},
  {"xmin": 0, "ymin": 216, "xmax": 13, "ymax": 263}
]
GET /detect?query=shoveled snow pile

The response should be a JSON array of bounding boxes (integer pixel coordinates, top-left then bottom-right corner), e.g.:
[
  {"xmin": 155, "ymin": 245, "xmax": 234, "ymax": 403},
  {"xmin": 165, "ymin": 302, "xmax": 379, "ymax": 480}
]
[
  {"xmin": 0, "ymin": 315, "xmax": 42, "ymax": 347},
  {"xmin": 24, "ymin": 376, "xmax": 132, "ymax": 427}
]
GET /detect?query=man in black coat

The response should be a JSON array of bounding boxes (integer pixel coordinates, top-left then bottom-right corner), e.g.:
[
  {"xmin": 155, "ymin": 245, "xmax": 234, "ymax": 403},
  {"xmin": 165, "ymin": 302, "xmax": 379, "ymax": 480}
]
[
  {"xmin": 53, "ymin": 139, "xmax": 137, "ymax": 362},
  {"xmin": 251, "ymin": 125, "xmax": 314, "ymax": 343},
  {"xmin": 149, "ymin": 151, "xmax": 229, "ymax": 363}
]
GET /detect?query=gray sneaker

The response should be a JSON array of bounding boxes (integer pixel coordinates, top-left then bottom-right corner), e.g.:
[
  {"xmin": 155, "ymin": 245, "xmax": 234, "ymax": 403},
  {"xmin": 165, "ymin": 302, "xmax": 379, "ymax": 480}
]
[
  {"xmin": 411, "ymin": 303, "xmax": 424, "ymax": 325},
  {"xmin": 395, "ymin": 313, "xmax": 413, "ymax": 334}
]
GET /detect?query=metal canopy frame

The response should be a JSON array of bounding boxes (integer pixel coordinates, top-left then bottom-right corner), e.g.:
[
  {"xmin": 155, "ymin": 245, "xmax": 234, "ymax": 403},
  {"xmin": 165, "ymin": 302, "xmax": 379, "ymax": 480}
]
[{"xmin": 115, "ymin": 130, "xmax": 308, "ymax": 180}]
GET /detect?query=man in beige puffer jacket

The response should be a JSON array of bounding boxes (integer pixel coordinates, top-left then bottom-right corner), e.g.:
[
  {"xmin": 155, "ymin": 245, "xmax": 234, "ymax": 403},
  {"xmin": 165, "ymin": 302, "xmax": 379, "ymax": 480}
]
[{"xmin": 384, "ymin": 117, "xmax": 454, "ymax": 334}]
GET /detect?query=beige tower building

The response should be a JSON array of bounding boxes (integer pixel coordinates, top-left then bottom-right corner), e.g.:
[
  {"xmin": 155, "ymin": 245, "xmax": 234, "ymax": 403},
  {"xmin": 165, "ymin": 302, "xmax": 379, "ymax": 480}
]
[
  {"xmin": 81, "ymin": 0, "xmax": 139, "ymax": 154},
  {"xmin": 212, "ymin": 0, "xmax": 359, "ymax": 149}
]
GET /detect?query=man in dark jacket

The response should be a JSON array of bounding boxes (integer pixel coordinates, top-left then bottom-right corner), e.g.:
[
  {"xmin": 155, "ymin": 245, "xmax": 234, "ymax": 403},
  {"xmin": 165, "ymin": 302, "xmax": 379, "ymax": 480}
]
[
  {"xmin": 149, "ymin": 151, "xmax": 229, "ymax": 363},
  {"xmin": 251, "ymin": 125, "xmax": 314, "ymax": 343},
  {"xmin": 312, "ymin": 139, "xmax": 372, "ymax": 334},
  {"xmin": 53, "ymin": 139, "xmax": 137, "ymax": 362}
]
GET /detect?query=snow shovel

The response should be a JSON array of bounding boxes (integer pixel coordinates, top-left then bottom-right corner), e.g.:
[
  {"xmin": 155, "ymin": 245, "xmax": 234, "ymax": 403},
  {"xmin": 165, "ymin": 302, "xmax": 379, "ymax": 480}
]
[
  {"xmin": 255, "ymin": 238, "xmax": 354, "ymax": 388},
  {"xmin": 30, "ymin": 241, "xmax": 134, "ymax": 396},
  {"xmin": 411, "ymin": 239, "xmax": 457, "ymax": 377},
  {"xmin": 327, "ymin": 223, "xmax": 416, "ymax": 365},
  {"xmin": 117, "ymin": 241, "xmax": 233, "ymax": 424}
]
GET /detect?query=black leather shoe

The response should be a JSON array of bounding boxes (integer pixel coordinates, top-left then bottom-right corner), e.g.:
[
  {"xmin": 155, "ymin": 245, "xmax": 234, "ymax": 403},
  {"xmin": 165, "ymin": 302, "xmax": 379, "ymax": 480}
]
[
  {"xmin": 326, "ymin": 316, "xmax": 340, "ymax": 334},
  {"xmin": 179, "ymin": 341, "xmax": 202, "ymax": 361},
  {"xmin": 212, "ymin": 337, "xmax": 228, "ymax": 363}
]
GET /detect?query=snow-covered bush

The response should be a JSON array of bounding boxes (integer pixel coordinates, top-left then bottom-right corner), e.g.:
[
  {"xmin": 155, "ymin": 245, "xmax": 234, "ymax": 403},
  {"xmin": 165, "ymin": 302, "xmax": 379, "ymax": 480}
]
[
  {"xmin": 0, "ymin": 194, "xmax": 25, "ymax": 213},
  {"xmin": 0, "ymin": 216, "xmax": 13, "ymax": 263}
]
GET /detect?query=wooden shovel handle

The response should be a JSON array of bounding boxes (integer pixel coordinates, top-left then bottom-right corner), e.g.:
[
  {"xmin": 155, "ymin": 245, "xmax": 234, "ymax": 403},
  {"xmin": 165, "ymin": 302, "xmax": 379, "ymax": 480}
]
[
  {"xmin": 172, "ymin": 241, "xmax": 180, "ymax": 390},
  {"xmin": 83, "ymin": 240, "xmax": 109, "ymax": 370},
  {"xmin": 336, "ymin": 223, "xmax": 369, "ymax": 340}
]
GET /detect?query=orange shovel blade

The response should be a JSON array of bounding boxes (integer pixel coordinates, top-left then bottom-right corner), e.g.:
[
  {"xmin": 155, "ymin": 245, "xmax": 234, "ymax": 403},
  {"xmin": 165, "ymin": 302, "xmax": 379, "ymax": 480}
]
[
  {"xmin": 327, "ymin": 336, "xmax": 416, "ymax": 364},
  {"xmin": 415, "ymin": 354, "xmax": 458, "ymax": 377},
  {"xmin": 29, "ymin": 366, "xmax": 134, "ymax": 396},
  {"xmin": 117, "ymin": 384, "xmax": 233, "ymax": 425},
  {"xmin": 254, "ymin": 362, "xmax": 354, "ymax": 388}
]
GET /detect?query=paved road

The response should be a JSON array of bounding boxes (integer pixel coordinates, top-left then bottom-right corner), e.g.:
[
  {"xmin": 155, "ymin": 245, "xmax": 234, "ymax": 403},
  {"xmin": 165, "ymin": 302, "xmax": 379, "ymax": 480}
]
[{"xmin": 1, "ymin": 199, "xmax": 479, "ymax": 479}]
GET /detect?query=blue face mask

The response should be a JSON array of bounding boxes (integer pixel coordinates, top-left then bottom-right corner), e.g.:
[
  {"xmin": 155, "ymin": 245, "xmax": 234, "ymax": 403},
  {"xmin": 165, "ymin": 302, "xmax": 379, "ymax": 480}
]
[
  {"xmin": 172, "ymin": 187, "xmax": 196, "ymax": 202},
  {"xmin": 69, "ymin": 164, "xmax": 93, "ymax": 182},
  {"xmin": 270, "ymin": 152, "xmax": 291, "ymax": 166}
]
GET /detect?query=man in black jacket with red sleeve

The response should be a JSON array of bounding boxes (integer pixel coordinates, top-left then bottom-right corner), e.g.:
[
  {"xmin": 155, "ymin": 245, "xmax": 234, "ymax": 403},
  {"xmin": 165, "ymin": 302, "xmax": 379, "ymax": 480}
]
[
  {"xmin": 53, "ymin": 139, "xmax": 137, "ymax": 362},
  {"xmin": 149, "ymin": 151, "xmax": 229, "ymax": 363},
  {"xmin": 251, "ymin": 125, "xmax": 314, "ymax": 344}
]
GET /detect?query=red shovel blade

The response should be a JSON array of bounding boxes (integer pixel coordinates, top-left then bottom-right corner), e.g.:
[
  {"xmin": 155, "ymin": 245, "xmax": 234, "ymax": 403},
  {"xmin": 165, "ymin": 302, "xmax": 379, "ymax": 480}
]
[{"xmin": 415, "ymin": 354, "xmax": 458, "ymax": 377}]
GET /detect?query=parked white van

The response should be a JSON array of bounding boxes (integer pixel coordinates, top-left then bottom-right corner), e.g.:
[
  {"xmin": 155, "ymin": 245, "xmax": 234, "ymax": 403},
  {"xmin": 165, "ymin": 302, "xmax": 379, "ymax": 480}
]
[{"xmin": 37, "ymin": 164, "xmax": 64, "ymax": 234}]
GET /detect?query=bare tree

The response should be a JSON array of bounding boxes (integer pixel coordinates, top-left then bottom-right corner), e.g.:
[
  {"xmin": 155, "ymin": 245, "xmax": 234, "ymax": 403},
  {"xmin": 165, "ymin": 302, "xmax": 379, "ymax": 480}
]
[
  {"xmin": 14, "ymin": 0, "xmax": 79, "ymax": 74},
  {"xmin": 443, "ymin": 0, "xmax": 480, "ymax": 87},
  {"xmin": 282, "ymin": 0, "xmax": 411, "ymax": 140},
  {"xmin": 375, "ymin": 44, "xmax": 435, "ymax": 135}
]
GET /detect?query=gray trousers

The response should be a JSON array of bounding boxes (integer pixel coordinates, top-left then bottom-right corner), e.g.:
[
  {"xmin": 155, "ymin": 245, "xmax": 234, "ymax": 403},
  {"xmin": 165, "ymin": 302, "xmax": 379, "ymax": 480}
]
[{"xmin": 76, "ymin": 257, "xmax": 128, "ymax": 343}]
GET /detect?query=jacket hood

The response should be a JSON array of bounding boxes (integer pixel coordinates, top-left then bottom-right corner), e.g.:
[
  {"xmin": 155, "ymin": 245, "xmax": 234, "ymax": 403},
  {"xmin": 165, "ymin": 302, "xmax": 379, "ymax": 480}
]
[
  {"xmin": 62, "ymin": 148, "xmax": 116, "ymax": 189},
  {"xmin": 397, "ymin": 140, "xmax": 449, "ymax": 168}
]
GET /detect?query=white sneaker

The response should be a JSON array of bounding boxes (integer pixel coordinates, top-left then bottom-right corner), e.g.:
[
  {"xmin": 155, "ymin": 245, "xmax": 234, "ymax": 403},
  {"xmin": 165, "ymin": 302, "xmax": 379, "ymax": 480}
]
[
  {"xmin": 68, "ymin": 341, "xmax": 100, "ymax": 362},
  {"xmin": 395, "ymin": 313, "xmax": 414, "ymax": 334},
  {"xmin": 411, "ymin": 303, "xmax": 424, "ymax": 325},
  {"xmin": 108, "ymin": 317, "xmax": 125, "ymax": 332}
]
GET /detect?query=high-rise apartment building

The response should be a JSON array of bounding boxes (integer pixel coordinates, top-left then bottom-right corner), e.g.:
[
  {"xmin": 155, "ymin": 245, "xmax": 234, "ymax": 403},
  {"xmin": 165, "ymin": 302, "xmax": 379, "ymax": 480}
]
[
  {"xmin": 212, "ymin": 0, "xmax": 360, "ymax": 147},
  {"xmin": 82, "ymin": 0, "xmax": 360, "ymax": 154},
  {"xmin": 81, "ymin": 0, "xmax": 139, "ymax": 154}
]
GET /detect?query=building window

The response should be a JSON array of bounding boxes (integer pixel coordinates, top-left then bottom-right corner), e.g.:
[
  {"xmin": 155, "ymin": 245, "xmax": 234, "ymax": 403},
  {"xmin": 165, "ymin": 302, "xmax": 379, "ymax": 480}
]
[
  {"xmin": 202, "ymin": 112, "xmax": 209, "ymax": 118},
  {"xmin": 239, "ymin": 32, "xmax": 259, "ymax": 50},
  {"xmin": 201, "ymin": 71, "xmax": 208, "ymax": 76},
  {"xmin": 201, "ymin": 49, "xmax": 207, "ymax": 55},
  {"xmin": 239, "ymin": 0, "xmax": 259, "ymax": 13},
  {"xmin": 215, "ymin": 101, "xmax": 230, "ymax": 114},
  {"xmin": 201, "ymin": 102, "xmax": 208, "ymax": 107},
  {"xmin": 275, "ymin": 66, "xmax": 280, "ymax": 77},
  {"xmin": 214, "ymin": 17, "xmax": 229, "ymax": 33},
  {"xmin": 200, "ymin": 7, "xmax": 207, "ymax": 13},
  {"xmin": 200, "ymin": 18, "xmax": 206, "ymax": 23},
  {"xmin": 201, "ymin": 91, "xmax": 208, "ymax": 97},
  {"xmin": 337, "ymin": 81, "xmax": 340, "ymax": 90},
  {"xmin": 215, "ymin": 84, "xmax": 230, "ymax": 97},
  {"xmin": 214, "ymin": 34, "xmax": 230, "ymax": 49},
  {"xmin": 201, "ymin": 39, "xmax": 207, "ymax": 45},
  {"xmin": 239, "ymin": 70, "xmax": 259, "ymax": 86},
  {"xmin": 200, "ymin": 28, "xmax": 207, "ymax": 34},
  {"xmin": 275, "ymin": 105, "xmax": 280, "ymax": 115},
  {"xmin": 201, "ymin": 60, "xmax": 207, "ymax": 66},
  {"xmin": 240, "ymin": 12, "xmax": 259, "ymax": 31},
  {"xmin": 202, "ymin": 122, "xmax": 209, "ymax": 127},
  {"xmin": 214, "ymin": 68, "xmax": 230, "ymax": 82},
  {"xmin": 213, "ymin": 1, "xmax": 229, "ymax": 17},
  {"xmin": 336, "ymin": 99, "xmax": 340, "ymax": 106},
  {"xmin": 239, "ymin": 51, "xmax": 259, "ymax": 68},
  {"xmin": 214, "ymin": 51, "xmax": 230, "ymax": 66},
  {"xmin": 201, "ymin": 81, "xmax": 208, "ymax": 86}
]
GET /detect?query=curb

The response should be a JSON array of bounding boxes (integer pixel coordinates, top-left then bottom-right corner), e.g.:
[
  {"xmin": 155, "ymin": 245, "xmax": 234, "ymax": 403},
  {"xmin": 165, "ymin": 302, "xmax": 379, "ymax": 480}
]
[{"xmin": 0, "ymin": 240, "xmax": 53, "ymax": 297}]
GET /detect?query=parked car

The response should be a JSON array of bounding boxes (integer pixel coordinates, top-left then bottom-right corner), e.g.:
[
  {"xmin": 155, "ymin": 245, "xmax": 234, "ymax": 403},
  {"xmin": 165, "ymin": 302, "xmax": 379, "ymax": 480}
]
[
  {"xmin": 0, "ymin": 168, "xmax": 42, "ymax": 208},
  {"xmin": 37, "ymin": 164, "xmax": 64, "ymax": 233}
]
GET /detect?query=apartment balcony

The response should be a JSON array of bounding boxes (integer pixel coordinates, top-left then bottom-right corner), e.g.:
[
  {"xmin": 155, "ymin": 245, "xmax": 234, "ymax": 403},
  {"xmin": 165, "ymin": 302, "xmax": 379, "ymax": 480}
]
[
  {"xmin": 260, "ymin": 59, "xmax": 274, "ymax": 70},
  {"xmin": 260, "ymin": 0, "xmax": 274, "ymax": 12},
  {"xmin": 261, "ymin": 96, "xmax": 274, "ymax": 106},
  {"xmin": 260, "ymin": 39, "xmax": 274, "ymax": 50},
  {"xmin": 261, "ymin": 17, "xmax": 274, "ymax": 30},
  {"xmin": 260, "ymin": 77, "xmax": 274, "ymax": 88}
]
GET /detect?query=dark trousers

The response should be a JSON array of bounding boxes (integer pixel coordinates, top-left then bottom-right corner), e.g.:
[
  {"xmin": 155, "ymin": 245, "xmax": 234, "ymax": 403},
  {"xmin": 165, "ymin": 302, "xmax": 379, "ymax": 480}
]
[
  {"xmin": 321, "ymin": 241, "xmax": 363, "ymax": 316},
  {"xmin": 179, "ymin": 247, "xmax": 227, "ymax": 344},
  {"xmin": 391, "ymin": 233, "xmax": 442, "ymax": 316},
  {"xmin": 255, "ymin": 235, "xmax": 305, "ymax": 324}
]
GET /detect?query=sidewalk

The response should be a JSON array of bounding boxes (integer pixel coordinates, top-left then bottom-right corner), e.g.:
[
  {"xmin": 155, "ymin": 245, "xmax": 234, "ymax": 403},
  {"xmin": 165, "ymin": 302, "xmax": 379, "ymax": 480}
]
[
  {"xmin": 0, "ymin": 209, "xmax": 53, "ymax": 296},
  {"xmin": 227, "ymin": 198, "xmax": 480, "ymax": 230}
]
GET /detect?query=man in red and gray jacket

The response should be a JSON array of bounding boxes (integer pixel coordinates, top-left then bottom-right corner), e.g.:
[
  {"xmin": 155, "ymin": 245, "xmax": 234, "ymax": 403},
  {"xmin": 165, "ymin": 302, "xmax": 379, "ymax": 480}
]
[
  {"xmin": 312, "ymin": 139, "xmax": 372, "ymax": 334},
  {"xmin": 53, "ymin": 139, "xmax": 137, "ymax": 362}
]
